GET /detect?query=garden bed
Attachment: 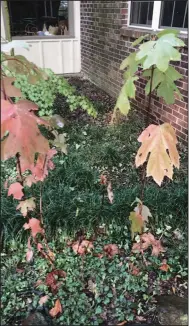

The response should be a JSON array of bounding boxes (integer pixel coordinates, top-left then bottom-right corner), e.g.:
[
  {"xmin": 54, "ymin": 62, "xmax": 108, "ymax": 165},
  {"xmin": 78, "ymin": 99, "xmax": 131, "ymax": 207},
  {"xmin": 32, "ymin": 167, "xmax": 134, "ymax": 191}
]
[{"xmin": 1, "ymin": 77, "xmax": 188, "ymax": 326}]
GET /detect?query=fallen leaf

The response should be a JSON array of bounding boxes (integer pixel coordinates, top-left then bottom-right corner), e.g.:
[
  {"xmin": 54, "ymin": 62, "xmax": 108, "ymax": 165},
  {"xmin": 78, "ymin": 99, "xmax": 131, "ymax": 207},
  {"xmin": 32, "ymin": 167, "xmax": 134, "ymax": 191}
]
[
  {"xmin": 100, "ymin": 174, "xmax": 107, "ymax": 185},
  {"xmin": 8, "ymin": 182, "xmax": 24, "ymax": 200},
  {"xmin": 117, "ymin": 321, "xmax": 127, "ymax": 326},
  {"xmin": 135, "ymin": 123, "xmax": 180, "ymax": 186},
  {"xmin": 159, "ymin": 259, "xmax": 170, "ymax": 272},
  {"xmin": 16, "ymin": 197, "xmax": 36, "ymax": 217},
  {"xmin": 39, "ymin": 295, "xmax": 49, "ymax": 305},
  {"xmin": 136, "ymin": 316, "xmax": 146, "ymax": 322},
  {"xmin": 34, "ymin": 279, "xmax": 44, "ymax": 288},
  {"xmin": 107, "ymin": 182, "xmax": 114, "ymax": 203},
  {"xmin": 49, "ymin": 299, "xmax": 62, "ymax": 318},
  {"xmin": 72, "ymin": 240, "xmax": 94, "ymax": 255},
  {"xmin": 132, "ymin": 232, "xmax": 165, "ymax": 257},
  {"xmin": 46, "ymin": 270, "xmax": 66, "ymax": 294},
  {"xmin": 129, "ymin": 262, "xmax": 140, "ymax": 276},
  {"xmin": 26, "ymin": 249, "xmax": 33, "ymax": 262},
  {"xmin": 103, "ymin": 244, "xmax": 119, "ymax": 258}
]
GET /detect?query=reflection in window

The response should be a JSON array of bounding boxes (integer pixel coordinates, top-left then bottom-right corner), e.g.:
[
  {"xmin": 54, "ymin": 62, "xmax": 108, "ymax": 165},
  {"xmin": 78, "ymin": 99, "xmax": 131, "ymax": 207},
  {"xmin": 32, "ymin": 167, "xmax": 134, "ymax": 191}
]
[
  {"xmin": 130, "ymin": 1, "xmax": 154, "ymax": 26},
  {"xmin": 8, "ymin": 0, "xmax": 69, "ymax": 37},
  {"xmin": 160, "ymin": 1, "xmax": 188, "ymax": 29}
]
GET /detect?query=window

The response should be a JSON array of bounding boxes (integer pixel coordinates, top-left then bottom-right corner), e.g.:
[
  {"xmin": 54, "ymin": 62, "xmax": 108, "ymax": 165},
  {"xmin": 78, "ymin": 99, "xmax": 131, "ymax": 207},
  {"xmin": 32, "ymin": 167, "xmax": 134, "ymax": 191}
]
[
  {"xmin": 129, "ymin": 1, "xmax": 188, "ymax": 31},
  {"xmin": 8, "ymin": 0, "xmax": 69, "ymax": 37}
]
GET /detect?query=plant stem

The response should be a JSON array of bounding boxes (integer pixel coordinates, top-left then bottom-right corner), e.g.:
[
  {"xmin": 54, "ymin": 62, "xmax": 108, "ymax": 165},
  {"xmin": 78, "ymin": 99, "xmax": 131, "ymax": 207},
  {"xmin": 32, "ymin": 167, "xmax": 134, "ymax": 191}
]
[
  {"xmin": 16, "ymin": 153, "xmax": 24, "ymax": 186},
  {"xmin": 140, "ymin": 65, "xmax": 155, "ymax": 202},
  {"xmin": 146, "ymin": 65, "xmax": 155, "ymax": 126}
]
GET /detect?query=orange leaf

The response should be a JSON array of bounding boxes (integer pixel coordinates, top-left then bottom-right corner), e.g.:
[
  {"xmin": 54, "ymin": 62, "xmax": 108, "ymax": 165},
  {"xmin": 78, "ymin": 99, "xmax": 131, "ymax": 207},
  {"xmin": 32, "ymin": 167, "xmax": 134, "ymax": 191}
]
[
  {"xmin": 159, "ymin": 259, "xmax": 170, "ymax": 272},
  {"xmin": 8, "ymin": 182, "xmax": 24, "ymax": 200},
  {"xmin": 49, "ymin": 299, "xmax": 62, "ymax": 318},
  {"xmin": 23, "ymin": 218, "xmax": 44, "ymax": 238},
  {"xmin": 72, "ymin": 240, "xmax": 94, "ymax": 255},
  {"xmin": 39, "ymin": 295, "xmax": 49, "ymax": 305},
  {"xmin": 1, "ymin": 99, "xmax": 50, "ymax": 174},
  {"xmin": 16, "ymin": 197, "xmax": 36, "ymax": 217},
  {"xmin": 135, "ymin": 123, "xmax": 179, "ymax": 186}
]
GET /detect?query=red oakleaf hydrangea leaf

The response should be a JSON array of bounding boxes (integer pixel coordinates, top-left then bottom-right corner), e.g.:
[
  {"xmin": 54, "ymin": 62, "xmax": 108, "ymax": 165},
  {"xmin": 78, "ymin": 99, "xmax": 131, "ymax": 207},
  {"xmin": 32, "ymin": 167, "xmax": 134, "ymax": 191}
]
[
  {"xmin": 8, "ymin": 182, "xmax": 24, "ymax": 200},
  {"xmin": 23, "ymin": 218, "xmax": 44, "ymax": 238},
  {"xmin": 72, "ymin": 240, "xmax": 94, "ymax": 255},
  {"xmin": 49, "ymin": 299, "xmax": 62, "ymax": 318},
  {"xmin": 16, "ymin": 197, "xmax": 36, "ymax": 217},
  {"xmin": 31, "ymin": 149, "xmax": 57, "ymax": 182},
  {"xmin": 3, "ymin": 77, "xmax": 22, "ymax": 98},
  {"xmin": 103, "ymin": 244, "xmax": 119, "ymax": 258},
  {"xmin": 46, "ymin": 270, "xmax": 67, "ymax": 294},
  {"xmin": 1, "ymin": 99, "xmax": 50, "ymax": 173}
]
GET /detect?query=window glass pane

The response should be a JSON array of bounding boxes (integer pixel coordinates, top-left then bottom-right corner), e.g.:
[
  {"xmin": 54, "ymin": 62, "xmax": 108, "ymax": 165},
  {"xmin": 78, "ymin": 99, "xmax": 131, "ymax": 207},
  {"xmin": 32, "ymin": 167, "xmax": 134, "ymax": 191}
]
[
  {"xmin": 8, "ymin": 0, "xmax": 69, "ymax": 37},
  {"xmin": 160, "ymin": 0, "xmax": 188, "ymax": 28},
  {"xmin": 130, "ymin": 1, "xmax": 154, "ymax": 26}
]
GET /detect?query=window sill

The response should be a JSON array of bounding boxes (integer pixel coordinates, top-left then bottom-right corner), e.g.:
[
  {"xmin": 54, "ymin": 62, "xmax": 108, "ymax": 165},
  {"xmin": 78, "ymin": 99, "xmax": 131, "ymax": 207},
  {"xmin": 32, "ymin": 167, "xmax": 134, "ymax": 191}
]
[
  {"xmin": 120, "ymin": 27, "xmax": 188, "ymax": 48},
  {"xmin": 12, "ymin": 35, "xmax": 74, "ymax": 40}
]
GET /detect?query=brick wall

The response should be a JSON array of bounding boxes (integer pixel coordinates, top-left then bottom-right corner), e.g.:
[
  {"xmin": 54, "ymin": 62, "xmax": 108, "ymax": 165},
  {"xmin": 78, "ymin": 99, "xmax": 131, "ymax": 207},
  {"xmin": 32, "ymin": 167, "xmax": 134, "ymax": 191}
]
[{"xmin": 80, "ymin": 0, "xmax": 188, "ymax": 144}]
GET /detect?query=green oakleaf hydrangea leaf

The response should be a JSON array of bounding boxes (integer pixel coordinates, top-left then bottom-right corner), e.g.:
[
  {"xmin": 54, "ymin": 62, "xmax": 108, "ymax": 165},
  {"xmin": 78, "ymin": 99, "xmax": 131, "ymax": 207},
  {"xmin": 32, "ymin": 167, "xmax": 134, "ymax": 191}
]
[
  {"xmin": 115, "ymin": 76, "xmax": 138, "ymax": 115},
  {"xmin": 120, "ymin": 52, "xmax": 138, "ymax": 75},
  {"xmin": 136, "ymin": 32, "xmax": 185, "ymax": 72},
  {"xmin": 115, "ymin": 83, "xmax": 130, "ymax": 115},
  {"xmin": 144, "ymin": 66, "xmax": 183, "ymax": 104}
]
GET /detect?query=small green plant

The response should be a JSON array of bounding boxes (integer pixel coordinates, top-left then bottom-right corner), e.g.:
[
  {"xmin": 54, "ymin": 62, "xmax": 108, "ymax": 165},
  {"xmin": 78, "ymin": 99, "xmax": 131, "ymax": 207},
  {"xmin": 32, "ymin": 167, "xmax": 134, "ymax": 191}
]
[{"xmin": 13, "ymin": 69, "xmax": 97, "ymax": 117}]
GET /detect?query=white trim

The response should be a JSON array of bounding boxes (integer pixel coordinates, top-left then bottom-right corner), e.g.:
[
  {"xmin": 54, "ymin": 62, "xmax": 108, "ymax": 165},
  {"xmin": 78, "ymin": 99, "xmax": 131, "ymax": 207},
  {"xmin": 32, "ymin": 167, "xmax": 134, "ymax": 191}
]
[
  {"xmin": 127, "ymin": 1, "xmax": 188, "ymax": 33},
  {"xmin": 151, "ymin": 1, "xmax": 161, "ymax": 31}
]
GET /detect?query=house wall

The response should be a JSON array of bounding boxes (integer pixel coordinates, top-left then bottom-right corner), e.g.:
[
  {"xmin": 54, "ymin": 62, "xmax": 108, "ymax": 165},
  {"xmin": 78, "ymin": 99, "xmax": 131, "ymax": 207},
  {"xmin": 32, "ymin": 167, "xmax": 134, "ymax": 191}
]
[{"xmin": 80, "ymin": 0, "xmax": 188, "ymax": 144}]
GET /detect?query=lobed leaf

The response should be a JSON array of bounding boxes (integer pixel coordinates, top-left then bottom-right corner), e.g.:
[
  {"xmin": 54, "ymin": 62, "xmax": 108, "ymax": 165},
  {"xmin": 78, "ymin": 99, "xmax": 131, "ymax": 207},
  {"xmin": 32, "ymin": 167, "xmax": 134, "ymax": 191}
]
[{"xmin": 135, "ymin": 123, "xmax": 180, "ymax": 186}]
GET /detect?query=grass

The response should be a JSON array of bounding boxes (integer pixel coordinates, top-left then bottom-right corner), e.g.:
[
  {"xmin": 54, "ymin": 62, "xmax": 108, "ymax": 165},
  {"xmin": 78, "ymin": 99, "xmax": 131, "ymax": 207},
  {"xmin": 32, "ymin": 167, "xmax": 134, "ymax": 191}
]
[{"xmin": 1, "ymin": 110, "xmax": 188, "ymax": 247}]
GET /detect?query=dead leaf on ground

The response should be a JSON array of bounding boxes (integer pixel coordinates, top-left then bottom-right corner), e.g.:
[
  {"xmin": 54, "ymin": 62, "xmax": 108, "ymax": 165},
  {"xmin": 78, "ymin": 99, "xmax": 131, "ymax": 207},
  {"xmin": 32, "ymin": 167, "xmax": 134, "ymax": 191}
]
[
  {"xmin": 132, "ymin": 232, "xmax": 165, "ymax": 257},
  {"xmin": 39, "ymin": 295, "xmax": 49, "ymax": 305},
  {"xmin": 49, "ymin": 299, "xmax": 62, "ymax": 318},
  {"xmin": 107, "ymin": 182, "xmax": 114, "ymax": 203},
  {"xmin": 45, "ymin": 270, "xmax": 66, "ymax": 294},
  {"xmin": 103, "ymin": 244, "xmax": 119, "ymax": 258},
  {"xmin": 136, "ymin": 315, "xmax": 146, "ymax": 322},
  {"xmin": 159, "ymin": 259, "xmax": 170, "ymax": 272},
  {"xmin": 72, "ymin": 240, "xmax": 94, "ymax": 255},
  {"xmin": 117, "ymin": 321, "xmax": 127, "ymax": 326}
]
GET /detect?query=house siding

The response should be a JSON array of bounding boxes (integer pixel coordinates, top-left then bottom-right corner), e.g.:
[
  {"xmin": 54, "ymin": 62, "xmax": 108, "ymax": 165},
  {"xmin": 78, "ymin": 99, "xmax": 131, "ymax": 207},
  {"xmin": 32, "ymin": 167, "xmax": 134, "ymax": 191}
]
[{"xmin": 80, "ymin": 0, "xmax": 188, "ymax": 144}]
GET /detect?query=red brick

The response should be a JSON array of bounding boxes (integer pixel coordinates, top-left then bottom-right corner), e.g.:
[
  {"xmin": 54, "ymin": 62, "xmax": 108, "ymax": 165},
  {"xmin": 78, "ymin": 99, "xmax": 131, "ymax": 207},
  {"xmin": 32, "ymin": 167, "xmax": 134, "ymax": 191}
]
[
  {"xmin": 172, "ymin": 110, "xmax": 183, "ymax": 120},
  {"xmin": 177, "ymin": 119, "xmax": 188, "ymax": 129},
  {"xmin": 175, "ymin": 99, "xmax": 186, "ymax": 108},
  {"xmin": 179, "ymin": 108, "xmax": 188, "ymax": 117}
]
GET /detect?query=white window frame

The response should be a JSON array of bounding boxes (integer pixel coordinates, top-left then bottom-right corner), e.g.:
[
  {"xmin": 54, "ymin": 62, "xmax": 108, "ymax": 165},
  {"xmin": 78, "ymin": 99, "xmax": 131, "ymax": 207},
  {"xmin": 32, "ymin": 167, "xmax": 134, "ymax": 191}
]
[{"xmin": 127, "ymin": 1, "xmax": 187, "ymax": 34}]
